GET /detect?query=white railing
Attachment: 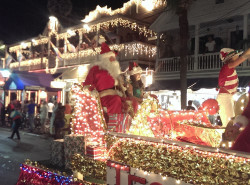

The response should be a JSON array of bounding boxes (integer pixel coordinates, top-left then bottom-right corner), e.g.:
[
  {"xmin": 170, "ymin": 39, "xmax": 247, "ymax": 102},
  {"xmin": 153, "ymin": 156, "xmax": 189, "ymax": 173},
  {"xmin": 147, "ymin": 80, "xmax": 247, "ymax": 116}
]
[
  {"xmin": 156, "ymin": 52, "xmax": 223, "ymax": 72},
  {"xmin": 9, "ymin": 41, "xmax": 156, "ymax": 71}
]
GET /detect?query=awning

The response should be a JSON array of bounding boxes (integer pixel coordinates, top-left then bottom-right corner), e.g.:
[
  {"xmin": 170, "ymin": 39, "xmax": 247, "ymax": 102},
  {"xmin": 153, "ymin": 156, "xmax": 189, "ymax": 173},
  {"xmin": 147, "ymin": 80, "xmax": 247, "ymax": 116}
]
[
  {"xmin": 146, "ymin": 76, "xmax": 250, "ymax": 91},
  {"xmin": 5, "ymin": 71, "xmax": 56, "ymax": 91}
]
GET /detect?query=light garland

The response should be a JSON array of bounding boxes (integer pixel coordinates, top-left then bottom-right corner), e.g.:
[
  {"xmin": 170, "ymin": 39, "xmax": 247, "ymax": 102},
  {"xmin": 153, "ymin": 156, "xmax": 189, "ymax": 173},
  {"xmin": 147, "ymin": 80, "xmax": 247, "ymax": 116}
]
[
  {"xmin": 9, "ymin": 58, "xmax": 46, "ymax": 68},
  {"xmin": 82, "ymin": 0, "xmax": 166, "ymax": 23},
  {"xmin": 87, "ymin": 18, "xmax": 157, "ymax": 37},
  {"xmin": 9, "ymin": 17, "xmax": 157, "ymax": 53},
  {"xmin": 8, "ymin": 0, "xmax": 164, "ymax": 53},
  {"xmin": 107, "ymin": 136, "xmax": 250, "ymax": 185},
  {"xmin": 128, "ymin": 96, "xmax": 158, "ymax": 137},
  {"xmin": 45, "ymin": 57, "xmax": 58, "ymax": 74},
  {"xmin": 17, "ymin": 161, "xmax": 86, "ymax": 185},
  {"xmin": 9, "ymin": 42, "xmax": 156, "ymax": 72},
  {"xmin": 57, "ymin": 17, "xmax": 157, "ymax": 40},
  {"xmin": 9, "ymin": 38, "xmax": 49, "ymax": 52},
  {"xmin": 70, "ymin": 83, "xmax": 106, "ymax": 145}
]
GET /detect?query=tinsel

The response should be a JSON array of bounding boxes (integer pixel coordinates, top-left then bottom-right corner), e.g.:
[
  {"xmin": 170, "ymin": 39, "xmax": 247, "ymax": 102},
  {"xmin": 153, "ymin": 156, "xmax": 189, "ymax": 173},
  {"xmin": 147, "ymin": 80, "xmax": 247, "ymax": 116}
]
[
  {"xmin": 71, "ymin": 154, "xmax": 106, "ymax": 181},
  {"xmin": 108, "ymin": 138, "xmax": 250, "ymax": 185}
]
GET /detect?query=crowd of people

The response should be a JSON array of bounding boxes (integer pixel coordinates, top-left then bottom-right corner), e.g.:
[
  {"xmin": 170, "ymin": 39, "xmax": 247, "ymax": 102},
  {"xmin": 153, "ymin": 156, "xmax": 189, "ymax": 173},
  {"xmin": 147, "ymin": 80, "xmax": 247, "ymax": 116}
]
[{"xmin": 1, "ymin": 98, "xmax": 73, "ymax": 140}]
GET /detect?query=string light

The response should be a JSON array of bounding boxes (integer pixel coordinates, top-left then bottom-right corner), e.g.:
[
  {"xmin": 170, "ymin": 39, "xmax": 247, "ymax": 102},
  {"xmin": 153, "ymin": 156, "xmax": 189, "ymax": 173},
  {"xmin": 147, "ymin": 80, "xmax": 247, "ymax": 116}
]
[
  {"xmin": 82, "ymin": 0, "xmax": 166, "ymax": 23},
  {"xmin": 70, "ymin": 83, "xmax": 106, "ymax": 145},
  {"xmin": 17, "ymin": 163, "xmax": 87, "ymax": 185},
  {"xmin": 10, "ymin": 42, "xmax": 156, "ymax": 72},
  {"xmin": 107, "ymin": 135, "xmax": 250, "ymax": 185}
]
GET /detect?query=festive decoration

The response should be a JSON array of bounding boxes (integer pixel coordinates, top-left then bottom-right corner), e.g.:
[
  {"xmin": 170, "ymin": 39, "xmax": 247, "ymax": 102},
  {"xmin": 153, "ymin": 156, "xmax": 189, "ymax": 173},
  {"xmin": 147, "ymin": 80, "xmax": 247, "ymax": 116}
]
[
  {"xmin": 64, "ymin": 134, "xmax": 85, "ymax": 169},
  {"xmin": 9, "ymin": 42, "xmax": 156, "ymax": 73},
  {"xmin": 108, "ymin": 136, "xmax": 250, "ymax": 185},
  {"xmin": 174, "ymin": 122, "xmax": 225, "ymax": 147},
  {"xmin": 82, "ymin": 0, "xmax": 166, "ymax": 23},
  {"xmin": 17, "ymin": 163, "xmax": 85, "ymax": 185},
  {"xmin": 107, "ymin": 113, "xmax": 132, "ymax": 133},
  {"xmin": 9, "ymin": 38, "xmax": 49, "ymax": 52},
  {"xmin": 127, "ymin": 95, "xmax": 223, "ymax": 147},
  {"xmin": 128, "ymin": 96, "xmax": 158, "ymax": 137},
  {"xmin": 46, "ymin": 57, "xmax": 59, "ymax": 74},
  {"xmin": 234, "ymin": 92, "xmax": 249, "ymax": 116},
  {"xmin": 201, "ymin": 99, "xmax": 219, "ymax": 115},
  {"xmin": 86, "ymin": 145, "xmax": 106, "ymax": 160},
  {"xmin": 71, "ymin": 154, "xmax": 106, "ymax": 181},
  {"xmin": 10, "ymin": 58, "xmax": 47, "ymax": 68},
  {"xmin": 70, "ymin": 84, "xmax": 106, "ymax": 145},
  {"xmin": 107, "ymin": 160, "xmax": 130, "ymax": 185},
  {"xmin": 50, "ymin": 139, "xmax": 65, "ymax": 167}
]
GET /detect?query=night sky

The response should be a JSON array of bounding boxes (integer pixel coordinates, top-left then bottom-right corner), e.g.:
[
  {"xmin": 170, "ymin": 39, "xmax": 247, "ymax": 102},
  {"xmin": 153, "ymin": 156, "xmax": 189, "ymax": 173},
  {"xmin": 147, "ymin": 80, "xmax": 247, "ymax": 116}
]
[{"xmin": 0, "ymin": 0, "xmax": 127, "ymax": 45}]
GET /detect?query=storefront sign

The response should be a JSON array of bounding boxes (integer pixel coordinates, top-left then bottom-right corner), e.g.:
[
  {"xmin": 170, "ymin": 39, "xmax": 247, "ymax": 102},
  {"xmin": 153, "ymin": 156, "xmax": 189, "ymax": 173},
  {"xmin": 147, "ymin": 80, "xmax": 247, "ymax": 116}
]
[
  {"xmin": 25, "ymin": 86, "xmax": 44, "ymax": 90},
  {"xmin": 51, "ymin": 81, "xmax": 66, "ymax": 88}
]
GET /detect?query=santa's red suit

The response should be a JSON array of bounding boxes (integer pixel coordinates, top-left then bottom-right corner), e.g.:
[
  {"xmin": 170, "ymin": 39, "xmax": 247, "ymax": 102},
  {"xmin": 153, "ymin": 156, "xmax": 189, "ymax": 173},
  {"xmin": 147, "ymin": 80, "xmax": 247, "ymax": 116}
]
[
  {"xmin": 83, "ymin": 65, "xmax": 122, "ymax": 114},
  {"xmin": 82, "ymin": 42, "xmax": 123, "ymax": 114}
]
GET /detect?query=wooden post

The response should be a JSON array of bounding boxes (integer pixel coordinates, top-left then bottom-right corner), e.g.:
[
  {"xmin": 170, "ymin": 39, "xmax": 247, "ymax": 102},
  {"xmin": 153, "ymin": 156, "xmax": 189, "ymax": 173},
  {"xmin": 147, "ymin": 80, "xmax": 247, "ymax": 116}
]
[{"xmin": 194, "ymin": 24, "xmax": 200, "ymax": 71}]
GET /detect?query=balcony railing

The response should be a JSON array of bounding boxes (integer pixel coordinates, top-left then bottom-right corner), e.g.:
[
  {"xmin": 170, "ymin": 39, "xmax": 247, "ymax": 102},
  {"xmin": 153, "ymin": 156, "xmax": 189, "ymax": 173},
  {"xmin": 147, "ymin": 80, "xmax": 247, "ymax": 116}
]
[
  {"xmin": 156, "ymin": 52, "xmax": 250, "ymax": 73},
  {"xmin": 9, "ymin": 41, "xmax": 157, "ymax": 71}
]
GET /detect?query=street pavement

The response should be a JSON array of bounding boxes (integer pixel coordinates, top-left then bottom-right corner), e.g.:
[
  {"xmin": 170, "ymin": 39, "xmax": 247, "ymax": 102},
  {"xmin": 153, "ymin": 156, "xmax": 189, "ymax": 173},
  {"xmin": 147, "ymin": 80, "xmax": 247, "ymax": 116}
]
[{"xmin": 0, "ymin": 127, "xmax": 52, "ymax": 185}]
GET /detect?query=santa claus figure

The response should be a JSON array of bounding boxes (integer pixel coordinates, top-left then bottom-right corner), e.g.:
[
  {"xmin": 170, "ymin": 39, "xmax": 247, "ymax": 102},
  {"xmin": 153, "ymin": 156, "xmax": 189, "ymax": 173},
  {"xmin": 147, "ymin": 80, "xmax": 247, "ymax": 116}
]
[{"xmin": 82, "ymin": 37, "xmax": 123, "ymax": 114}]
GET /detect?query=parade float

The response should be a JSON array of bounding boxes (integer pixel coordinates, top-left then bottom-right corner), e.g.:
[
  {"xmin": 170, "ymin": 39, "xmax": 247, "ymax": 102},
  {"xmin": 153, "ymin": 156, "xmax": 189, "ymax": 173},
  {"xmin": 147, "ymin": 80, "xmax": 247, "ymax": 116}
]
[
  {"xmin": 16, "ymin": 82, "xmax": 250, "ymax": 185},
  {"xmin": 14, "ymin": 0, "xmax": 250, "ymax": 184}
]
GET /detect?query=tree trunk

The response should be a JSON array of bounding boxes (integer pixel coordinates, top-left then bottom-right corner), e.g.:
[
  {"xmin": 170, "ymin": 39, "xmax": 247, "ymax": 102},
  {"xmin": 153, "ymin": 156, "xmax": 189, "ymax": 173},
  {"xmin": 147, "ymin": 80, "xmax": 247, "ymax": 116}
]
[{"xmin": 179, "ymin": 8, "xmax": 189, "ymax": 109}]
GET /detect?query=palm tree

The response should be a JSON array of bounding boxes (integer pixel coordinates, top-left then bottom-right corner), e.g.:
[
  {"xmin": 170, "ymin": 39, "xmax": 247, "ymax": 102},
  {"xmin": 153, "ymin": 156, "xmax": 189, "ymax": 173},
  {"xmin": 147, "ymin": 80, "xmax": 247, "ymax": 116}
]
[
  {"xmin": 47, "ymin": 0, "xmax": 73, "ymax": 26},
  {"xmin": 166, "ymin": 0, "xmax": 194, "ymax": 109},
  {"xmin": 0, "ymin": 41, "xmax": 5, "ymax": 58}
]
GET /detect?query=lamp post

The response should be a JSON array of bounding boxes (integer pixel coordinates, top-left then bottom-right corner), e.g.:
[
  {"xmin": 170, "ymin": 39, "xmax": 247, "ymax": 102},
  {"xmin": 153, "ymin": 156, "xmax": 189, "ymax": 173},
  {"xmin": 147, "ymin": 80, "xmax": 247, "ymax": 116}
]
[{"xmin": 1, "ymin": 69, "xmax": 11, "ymax": 126}]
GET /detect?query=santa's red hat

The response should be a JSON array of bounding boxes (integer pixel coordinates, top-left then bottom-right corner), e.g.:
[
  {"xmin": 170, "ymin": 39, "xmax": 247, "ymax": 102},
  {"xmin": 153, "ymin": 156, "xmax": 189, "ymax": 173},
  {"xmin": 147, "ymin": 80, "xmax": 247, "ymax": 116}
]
[
  {"xmin": 220, "ymin": 48, "xmax": 243, "ymax": 63},
  {"xmin": 128, "ymin": 62, "xmax": 142, "ymax": 75},
  {"xmin": 99, "ymin": 42, "xmax": 117, "ymax": 60}
]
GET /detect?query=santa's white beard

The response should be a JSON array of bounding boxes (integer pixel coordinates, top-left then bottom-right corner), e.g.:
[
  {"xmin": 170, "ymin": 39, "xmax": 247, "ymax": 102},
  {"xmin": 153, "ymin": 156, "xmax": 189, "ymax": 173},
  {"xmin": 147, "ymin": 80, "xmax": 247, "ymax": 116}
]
[{"xmin": 96, "ymin": 59, "xmax": 121, "ymax": 80}]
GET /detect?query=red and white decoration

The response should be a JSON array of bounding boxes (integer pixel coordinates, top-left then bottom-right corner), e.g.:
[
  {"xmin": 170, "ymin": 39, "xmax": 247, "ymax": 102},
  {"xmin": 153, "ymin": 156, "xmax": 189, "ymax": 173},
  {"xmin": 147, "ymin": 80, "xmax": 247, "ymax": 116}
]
[{"xmin": 107, "ymin": 160, "xmax": 191, "ymax": 185}]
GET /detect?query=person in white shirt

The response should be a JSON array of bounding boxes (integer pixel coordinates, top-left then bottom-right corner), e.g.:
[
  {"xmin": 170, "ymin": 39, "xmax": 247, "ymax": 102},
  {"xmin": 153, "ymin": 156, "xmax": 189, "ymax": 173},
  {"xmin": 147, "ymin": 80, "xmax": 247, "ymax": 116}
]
[
  {"xmin": 47, "ymin": 100, "xmax": 54, "ymax": 119},
  {"xmin": 205, "ymin": 36, "xmax": 216, "ymax": 53}
]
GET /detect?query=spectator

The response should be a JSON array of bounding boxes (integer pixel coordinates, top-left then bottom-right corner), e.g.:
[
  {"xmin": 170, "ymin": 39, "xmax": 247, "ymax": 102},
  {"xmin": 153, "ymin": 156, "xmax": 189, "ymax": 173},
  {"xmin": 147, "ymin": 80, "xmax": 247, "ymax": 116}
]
[
  {"xmin": 8, "ymin": 103, "xmax": 22, "ymax": 141},
  {"xmin": 50, "ymin": 101, "xmax": 58, "ymax": 136},
  {"xmin": 22, "ymin": 100, "xmax": 29, "ymax": 115},
  {"xmin": 186, "ymin": 100, "xmax": 196, "ymax": 110},
  {"xmin": 54, "ymin": 103, "xmax": 65, "ymax": 139},
  {"xmin": 27, "ymin": 99, "xmax": 37, "ymax": 132},
  {"xmin": 48, "ymin": 100, "xmax": 54, "ymax": 120},
  {"xmin": 205, "ymin": 36, "xmax": 216, "ymax": 53},
  {"xmin": 40, "ymin": 101, "xmax": 48, "ymax": 134},
  {"xmin": 7, "ymin": 101, "xmax": 15, "ymax": 127}
]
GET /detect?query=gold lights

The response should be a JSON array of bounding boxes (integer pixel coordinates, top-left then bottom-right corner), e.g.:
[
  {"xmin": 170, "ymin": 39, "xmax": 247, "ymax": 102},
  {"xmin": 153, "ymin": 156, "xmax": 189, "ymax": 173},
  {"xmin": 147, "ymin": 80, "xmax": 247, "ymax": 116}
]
[
  {"xmin": 108, "ymin": 136, "xmax": 250, "ymax": 185},
  {"xmin": 82, "ymin": 0, "xmax": 166, "ymax": 23}
]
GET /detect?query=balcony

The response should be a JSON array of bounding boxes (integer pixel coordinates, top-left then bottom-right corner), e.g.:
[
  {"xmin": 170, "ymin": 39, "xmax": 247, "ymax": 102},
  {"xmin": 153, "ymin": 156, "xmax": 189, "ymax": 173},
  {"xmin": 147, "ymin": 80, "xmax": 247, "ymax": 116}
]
[
  {"xmin": 155, "ymin": 52, "xmax": 250, "ymax": 80},
  {"xmin": 9, "ymin": 41, "xmax": 157, "ymax": 72}
]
